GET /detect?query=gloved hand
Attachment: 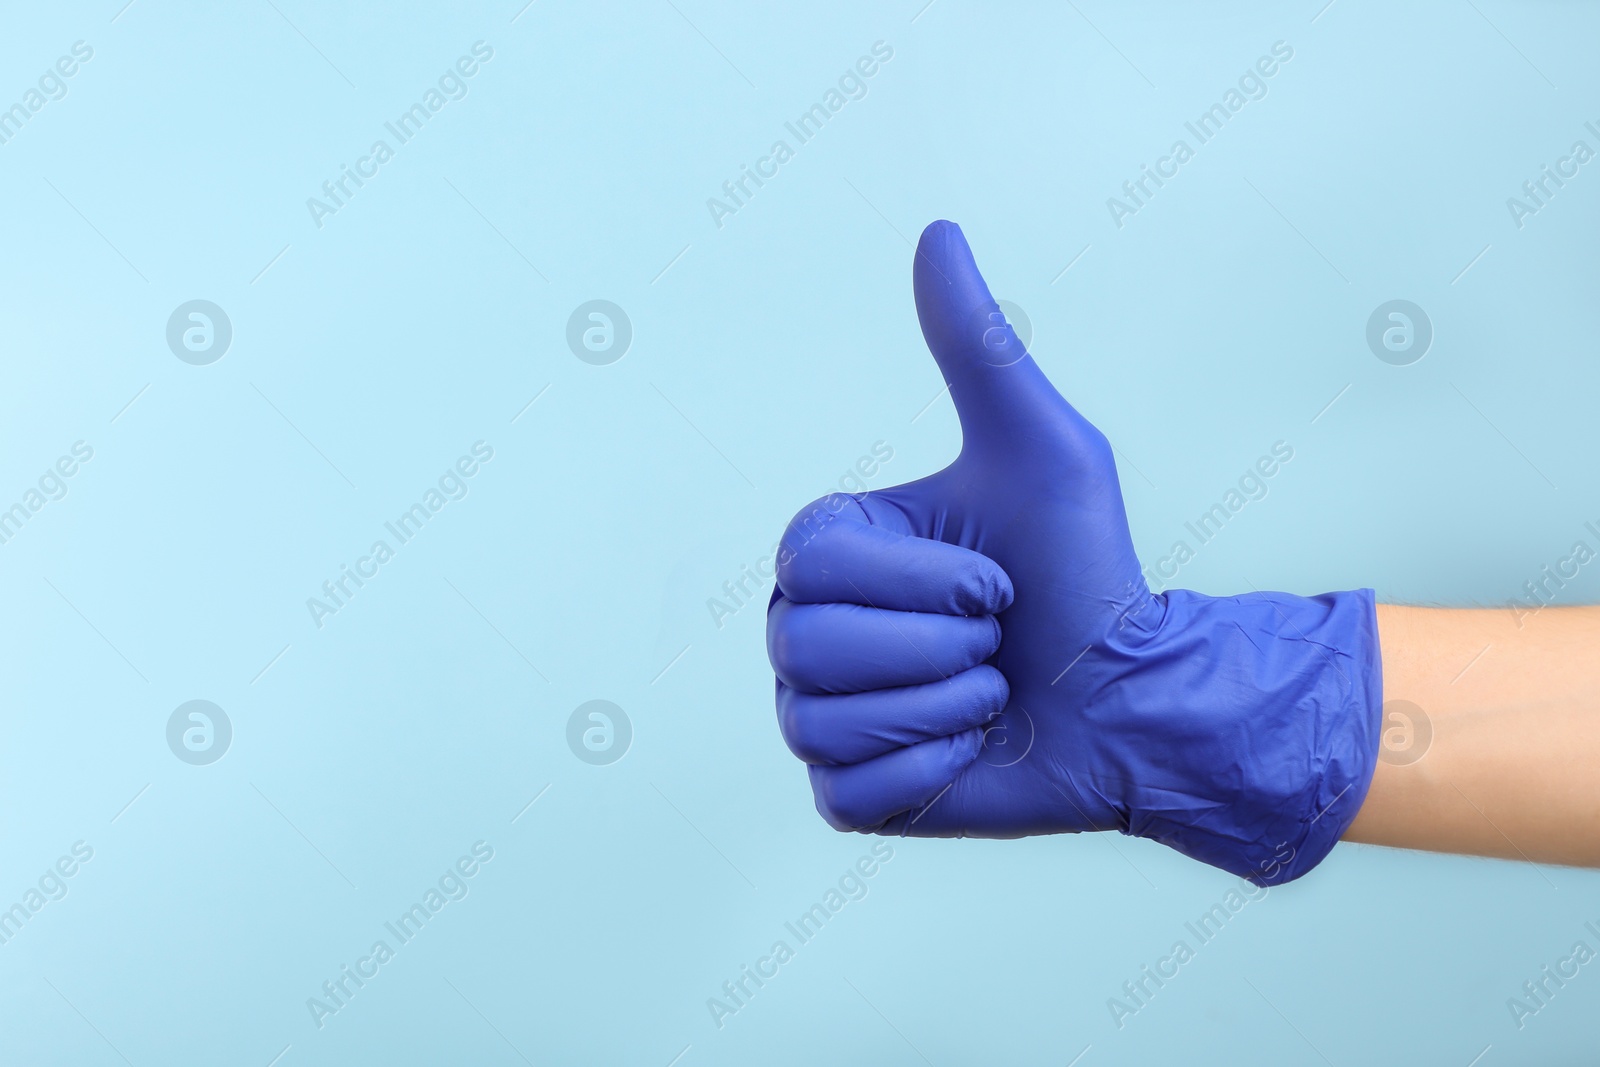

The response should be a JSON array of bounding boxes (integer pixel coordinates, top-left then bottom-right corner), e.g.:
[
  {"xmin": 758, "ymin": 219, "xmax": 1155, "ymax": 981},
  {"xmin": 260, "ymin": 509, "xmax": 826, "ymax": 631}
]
[{"xmin": 766, "ymin": 220, "xmax": 1382, "ymax": 886}]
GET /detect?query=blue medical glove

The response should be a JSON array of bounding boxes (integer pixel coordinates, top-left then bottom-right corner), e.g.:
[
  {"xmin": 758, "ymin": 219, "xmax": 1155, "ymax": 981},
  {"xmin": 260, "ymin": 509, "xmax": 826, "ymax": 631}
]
[{"xmin": 766, "ymin": 220, "xmax": 1382, "ymax": 886}]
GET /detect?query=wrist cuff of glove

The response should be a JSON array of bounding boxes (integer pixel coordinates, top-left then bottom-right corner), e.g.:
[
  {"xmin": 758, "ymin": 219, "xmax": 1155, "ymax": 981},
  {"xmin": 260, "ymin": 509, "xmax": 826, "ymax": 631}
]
[
  {"xmin": 1237, "ymin": 587, "xmax": 1383, "ymax": 886},
  {"xmin": 1250, "ymin": 587, "xmax": 1383, "ymax": 886},
  {"xmin": 1123, "ymin": 587, "xmax": 1383, "ymax": 887}
]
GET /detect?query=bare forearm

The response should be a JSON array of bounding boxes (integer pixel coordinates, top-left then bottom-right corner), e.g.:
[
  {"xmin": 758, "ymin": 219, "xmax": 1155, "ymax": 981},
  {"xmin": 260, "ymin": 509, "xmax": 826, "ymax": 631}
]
[{"xmin": 1343, "ymin": 604, "xmax": 1600, "ymax": 866}]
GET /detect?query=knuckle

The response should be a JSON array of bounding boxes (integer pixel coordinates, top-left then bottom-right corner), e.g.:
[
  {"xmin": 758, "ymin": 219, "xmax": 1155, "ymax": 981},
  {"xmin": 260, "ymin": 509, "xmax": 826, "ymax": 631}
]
[
  {"xmin": 958, "ymin": 664, "xmax": 1008, "ymax": 718},
  {"xmin": 764, "ymin": 617, "xmax": 789, "ymax": 670},
  {"xmin": 777, "ymin": 693, "xmax": 827, "ymax": 764},
  {"xmin": 904, "ymin": 737, "xmax": 949, "ymax": 778},
  {"xmin": 780, "ymin": 494, "xmax": 850, "ymax": 560},
  {"xmin": 917, "ymin": 730, "xmax": 979, "ymax": 780},
  {"xmin": 812, "ymin": 786, "xmax": 857, "ymax": 832},
  {"xmin": 972, "ymin": 614, "xmax": 998, "ymax": 655},
  {"xmin": 1082, "ymin": 425, "xmax": 1115, "ymax": 468},
  {"xmin": 978, "ymin": 665, "xmax": 1011, "ymax": 710},
  {"xmin": 817, "ymin": 800, "xmax": 856, "ymax": 833},
  {"xmin": 959, "ymin": 615, "xmax": 1001, "ymax": 662},
  {"xmin": 766, "ymin": 628, "xmax": 809, "ymax": 688},
  {"xmin": 777, "ymin": 493, "xmax": 869, "ymax": 601},
  {"xmin": 765, "ymin": 603, "xmax": 810, "ymax": 679},
  {"xmin": 954, "ymin": 557, "xmax": 989, "ymax": 611},
  {"xmin": 812, "ymin": 772, "xmax": 874, "ymax": 832}
]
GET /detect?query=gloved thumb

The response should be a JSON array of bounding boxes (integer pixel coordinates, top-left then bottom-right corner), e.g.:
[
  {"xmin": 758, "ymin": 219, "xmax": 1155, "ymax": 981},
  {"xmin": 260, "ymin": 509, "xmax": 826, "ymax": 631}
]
[{"xmin": 913, "ymin": 220, "xmax": 1071, "ymax": 457}]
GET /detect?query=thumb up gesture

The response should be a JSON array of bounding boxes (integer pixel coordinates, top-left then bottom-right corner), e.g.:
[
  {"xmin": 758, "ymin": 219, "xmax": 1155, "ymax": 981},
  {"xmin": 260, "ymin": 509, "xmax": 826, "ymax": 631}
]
[{"xmin": 767, "ymin": 221, "xmax": 1381, "ymax": 886}]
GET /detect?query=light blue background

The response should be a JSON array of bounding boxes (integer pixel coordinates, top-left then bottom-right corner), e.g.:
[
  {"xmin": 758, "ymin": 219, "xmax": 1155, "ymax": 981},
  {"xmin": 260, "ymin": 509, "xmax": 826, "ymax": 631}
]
[{"xmin": 2, "ymin": 1, "xmax": 1598, "ymax": 1063}]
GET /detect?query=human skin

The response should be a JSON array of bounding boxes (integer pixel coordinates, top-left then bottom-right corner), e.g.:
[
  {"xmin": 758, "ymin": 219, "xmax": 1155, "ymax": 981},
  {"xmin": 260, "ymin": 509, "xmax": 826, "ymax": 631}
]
[
  {"xmin": 768, "ymin": 220, "xmax": 1595, "ymax": 881},
  {"xmin": 1344, "ymin": 603, "xmax": 1600, "ymax": 867}
]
